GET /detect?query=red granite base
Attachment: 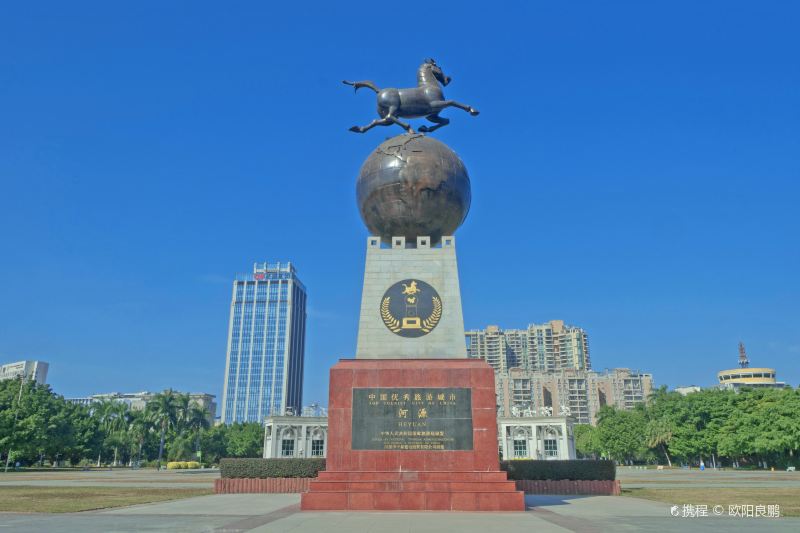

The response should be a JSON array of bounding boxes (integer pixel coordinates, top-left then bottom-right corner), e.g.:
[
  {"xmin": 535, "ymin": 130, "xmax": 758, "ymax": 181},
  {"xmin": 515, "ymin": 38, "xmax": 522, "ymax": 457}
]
[{"xmin": 301, "ymin": 359, "xmax": 525, "ymax": 511}]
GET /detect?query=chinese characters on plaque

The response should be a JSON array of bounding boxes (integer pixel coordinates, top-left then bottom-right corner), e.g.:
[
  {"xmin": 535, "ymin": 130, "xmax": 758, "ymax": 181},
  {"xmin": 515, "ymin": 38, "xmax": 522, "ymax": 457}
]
[{"xmin": 351, "ymin": 387, "xmax": 473, "ymax": 450}]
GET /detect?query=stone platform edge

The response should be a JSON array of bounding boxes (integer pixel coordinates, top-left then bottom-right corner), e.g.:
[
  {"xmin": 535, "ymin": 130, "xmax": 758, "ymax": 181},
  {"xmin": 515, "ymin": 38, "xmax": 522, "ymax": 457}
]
[
  {"xmin": 215, "ymin": 478, "xmax": 311, "ymax": 494},
  {"xmin": 216, "ymin": 477, "xmax": 620, "ymax": 496},
  {"xmin": 516, "ymin": 479, "xmax": 621, "ymax": 495}
]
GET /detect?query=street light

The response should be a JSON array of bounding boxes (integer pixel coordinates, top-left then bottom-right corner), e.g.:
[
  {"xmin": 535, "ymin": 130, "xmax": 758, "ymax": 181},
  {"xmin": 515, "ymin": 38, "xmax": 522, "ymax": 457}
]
[{"xmin": 4, "ymin": 376, "xmax": 26, "ymax": 473}]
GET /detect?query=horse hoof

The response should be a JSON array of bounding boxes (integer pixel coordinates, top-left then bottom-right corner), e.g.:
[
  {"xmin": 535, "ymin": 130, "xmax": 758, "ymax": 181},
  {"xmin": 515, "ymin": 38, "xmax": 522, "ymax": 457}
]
[
  {"xmin": 470, "ymin": 109, "xmax": 480, "ymax": 116},
  {"xmin": 418, "ymin": 126, "xmax": 429, "ymax": 133},
  {"xmin": 349, "ymin": 126, "xmax": 363, "ymax": 133}
]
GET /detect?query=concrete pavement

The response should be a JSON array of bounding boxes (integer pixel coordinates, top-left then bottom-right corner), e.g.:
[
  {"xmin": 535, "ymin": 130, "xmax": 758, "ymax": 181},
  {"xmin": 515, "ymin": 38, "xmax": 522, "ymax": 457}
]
[
  {"xmin": 617, "ymin": 467, "xmax": 800, "ymax": 489},
  {"xmin": 0, "ymin": 469, "xmax": 217, "ymax": 489},
  {"xmin": 1, "ymin": 493, "xmax": 798, "ymax": 532}
]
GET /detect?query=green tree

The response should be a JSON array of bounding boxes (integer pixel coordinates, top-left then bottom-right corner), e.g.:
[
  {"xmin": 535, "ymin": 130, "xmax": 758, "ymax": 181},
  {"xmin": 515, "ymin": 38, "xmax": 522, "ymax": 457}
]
[
  {"xmin": 1, "ymin": 380, "xmax": 104, "ymax": 467},
  {"xmin": 574, "ymin": 424, "xmax": 601, "ymax": 458},
  {"xmin": 63, "ymin": 403, "xmax": 102, "ymax": 466},
  {"xmin": 718, "ymin": 388, "xmax": 800, "ymax": 468},
  {"xmin": 91, "ymin": 400, "xmax": 113, "ymax": 465},
  {"xmin": 645, "ymin": 387, "xmax": 689, "ymax": 465},
  {"xmin": 645, "ymin": 417, "xmax": 674, "ymax": 467},
  {"xmin": 185, "ymin": 404, "xmax": 211, "ymax": 460},
  {"xmin": 596, "ymin": 406, "xmax": 647, "ymax": 463},
  {"xmin": 225, "ymin": 423, "xmax": 263, "ymax": 457},
  {"xmin": 0, "ymin": 377, "xmax": 34, "ymax": 467},
  {"xmin": 174, "ymin": 393, "xmax": 191, "ymax": 434},
  {"xmin": 10, "ymin": 381, "xmax": 63, "ymax": 465},
  {"xmin": 167, "ymin": 433, "xmax": 195, "ymax": 461},
  {"xmin": 126, "ymin": 409, "xmax": 151, "ymax": 466},
  {"xmin": 146, "ymin": 390, "xmax": 179, "ymax": 469},
  {"xmin": 93, "ymin": 401, "xmax": 131, "ymax": 466},
  {"xmin": 667, "ymin": 389, "xmax": 733, "ymax": 466},
  {"xmin": 199, "ymin": 424, "xmax": 228, "ymax": 465}
]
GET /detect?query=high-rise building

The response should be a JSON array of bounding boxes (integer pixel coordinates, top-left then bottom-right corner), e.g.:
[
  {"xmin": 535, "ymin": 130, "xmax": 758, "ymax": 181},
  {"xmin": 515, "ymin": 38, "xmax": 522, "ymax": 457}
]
[
  {"xmin": 495, "ymin": 368, "xmax": 653, "ymax": 425},
  {"xmin": 465, "ymin": 320, "xmax": 590, "ymax": 372},
  {"xmin": 221, "ymin": 262, "xmax": 307, "ymax": 424},
  {"xmin": 0, "ymin": 360, "xmax": 49, "ymax": 385}
]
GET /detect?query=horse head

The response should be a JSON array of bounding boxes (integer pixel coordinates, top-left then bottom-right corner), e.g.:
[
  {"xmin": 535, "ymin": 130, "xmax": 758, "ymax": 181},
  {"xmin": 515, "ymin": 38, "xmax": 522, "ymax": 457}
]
[{"xmin": 423, "ymin": 58, "xmax": 451, "ymax": 86}]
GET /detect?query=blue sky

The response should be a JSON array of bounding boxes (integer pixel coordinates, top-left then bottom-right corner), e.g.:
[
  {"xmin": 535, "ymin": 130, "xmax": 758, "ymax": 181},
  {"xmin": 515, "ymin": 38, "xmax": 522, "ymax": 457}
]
[{"xmin": 1, "ymin": 2, "xmax": 798, "ymax": 409}]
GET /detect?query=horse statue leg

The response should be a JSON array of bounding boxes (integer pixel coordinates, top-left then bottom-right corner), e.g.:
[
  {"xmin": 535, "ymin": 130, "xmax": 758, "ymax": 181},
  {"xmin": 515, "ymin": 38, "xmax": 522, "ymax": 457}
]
[
  {"xmin": 418, "ymin": 113, "xmax": 450, "ymax": 133},
  {"xmin": 386, "ymin": 114, "xmax": 414, "ymax": 134},
  {"xmin": 349, "ymin": 106, "xmax": 415, "ymax": 134},
  {"xmin": 349, "ymin": 119, "xmax": 387, "ymax": 133},
  {"xmin": 430, "ymin": 100, "xmax": 480, "ymax": 116},
  {"xmin": 342, "ymin": 80, "xmax": 380, "ymax": 93}
]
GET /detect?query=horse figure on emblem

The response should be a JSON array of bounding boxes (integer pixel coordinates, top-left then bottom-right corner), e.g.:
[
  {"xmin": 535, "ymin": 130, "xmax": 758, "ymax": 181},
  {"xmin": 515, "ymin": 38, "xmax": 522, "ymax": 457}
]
[{"xmin": 344, "ymin": 59, "xmax": 479, "ymax": 134}]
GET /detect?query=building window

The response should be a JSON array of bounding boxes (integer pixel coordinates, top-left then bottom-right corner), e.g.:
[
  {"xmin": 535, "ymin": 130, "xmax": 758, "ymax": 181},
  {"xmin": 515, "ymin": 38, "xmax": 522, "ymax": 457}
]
[
  {"xmin": 311, "ymin": 439, "xmax": 325, "ymax": 457},
  {"xmin": 513, "ymin": 439, "xmax": 527, "ymax": 457},
  {"xmin": 544, "ymin": 438, "xmax": 558, "ymax": 457},
  {"xmin": 281, "ymin": 439, "xmax": 295, "ymax": 457}
]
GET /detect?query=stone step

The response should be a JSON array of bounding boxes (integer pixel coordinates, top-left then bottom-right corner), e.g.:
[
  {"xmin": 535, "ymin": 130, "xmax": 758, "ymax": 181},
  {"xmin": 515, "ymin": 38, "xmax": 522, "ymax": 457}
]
[
  {"xmin": 301, "ymin": 490, "xmax": 526, "ymax": 511},
  {"xmin": 316, "ymin": 470, "xmax": 510, "ymax": 482},
  {"xmin": 308, "ymin": 479, "xmax": 518, "ymax": 492}
]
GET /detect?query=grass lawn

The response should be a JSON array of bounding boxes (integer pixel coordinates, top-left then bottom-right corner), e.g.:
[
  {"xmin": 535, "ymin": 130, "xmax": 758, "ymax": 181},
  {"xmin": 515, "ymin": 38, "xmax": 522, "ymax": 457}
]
[
  {"xmin": 623, "ymin": 487, "xmax": 800, "ymax": 517},
  {"xmin": 0, "ymin": 486, "xmax": 213, "ymax": 513}
]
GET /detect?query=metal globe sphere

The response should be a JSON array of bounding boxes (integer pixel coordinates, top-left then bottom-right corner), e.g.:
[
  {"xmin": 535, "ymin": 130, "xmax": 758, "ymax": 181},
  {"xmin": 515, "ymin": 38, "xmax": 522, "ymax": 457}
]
[{"xmin": 356, "ymin": 134, "xmax": 471, "ymax": 246}]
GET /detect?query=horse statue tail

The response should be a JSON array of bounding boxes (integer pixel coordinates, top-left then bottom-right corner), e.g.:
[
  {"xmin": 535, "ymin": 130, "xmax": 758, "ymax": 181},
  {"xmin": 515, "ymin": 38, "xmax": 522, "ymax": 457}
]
[{"xmin": 343, "ymin": 80, "xmax": 380, "ymax": 93}]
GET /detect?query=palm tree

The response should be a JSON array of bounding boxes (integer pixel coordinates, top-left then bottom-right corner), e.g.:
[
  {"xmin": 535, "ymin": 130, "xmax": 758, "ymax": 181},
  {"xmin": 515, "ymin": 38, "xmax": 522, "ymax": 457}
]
[
  {"xmin": 146, "ymin": 390, "xmax": 178, "ymax": 470},
  {"xmin": 127, "ymin": 410, "xmax": 148, "ymax": 467},
  {"xmin": 91, "ymin": 400, "xmax": 115, "ymax": 466},
  {"xmin": 174, "ymin": 393, "xmax": 191, "ymax": 434},
  {"xmin": 91, "ymin": 400, "xmax": 131, "ymax": 467},
  {"xmin": 185, "ymin": 404, "xmax": 211, "ymax": 461},
  {"xmin": 168, "ymin": 433, "xmax": 195, "ymax": 462},
  {"xmin": 646, "ymin": 417, "xmax": 674, "ymax": 467},
  {"xmin": 108, "ymin": 402, "xmax": 131, "ymax": 466}
]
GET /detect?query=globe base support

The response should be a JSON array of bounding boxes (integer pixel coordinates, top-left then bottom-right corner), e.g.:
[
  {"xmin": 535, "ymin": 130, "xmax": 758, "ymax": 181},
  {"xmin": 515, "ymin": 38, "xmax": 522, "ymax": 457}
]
[{"xmin": 355, "ymin": 236, "xmax": 467, "ymax": 359}]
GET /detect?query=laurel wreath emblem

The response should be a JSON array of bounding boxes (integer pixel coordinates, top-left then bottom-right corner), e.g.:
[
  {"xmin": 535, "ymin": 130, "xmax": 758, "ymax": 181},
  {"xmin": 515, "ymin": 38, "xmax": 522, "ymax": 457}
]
[
  {"xmin": 381, "ymin": 294, "xmax": 442, "ymax": 334},
  {"xmin": 421, "ymin": 296, "xmax": 442, "ymax": 332},
  {"xmin": 380, "ymin": 296, "xmax": 402, "ymax": 332}
]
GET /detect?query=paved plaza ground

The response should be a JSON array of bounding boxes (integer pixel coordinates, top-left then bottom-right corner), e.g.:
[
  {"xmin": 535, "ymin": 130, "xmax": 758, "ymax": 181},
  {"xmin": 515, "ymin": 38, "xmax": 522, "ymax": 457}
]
[{"xmin": 0, "ymin": 468, "xmax": 798, "ymax": 532}]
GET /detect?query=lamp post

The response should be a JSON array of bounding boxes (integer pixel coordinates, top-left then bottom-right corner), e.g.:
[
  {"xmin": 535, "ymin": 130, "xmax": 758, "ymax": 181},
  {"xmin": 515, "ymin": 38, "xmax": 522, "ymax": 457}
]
[{"xmin": 4, "ymin": 376, "xmax": 26, "ymax": 473}]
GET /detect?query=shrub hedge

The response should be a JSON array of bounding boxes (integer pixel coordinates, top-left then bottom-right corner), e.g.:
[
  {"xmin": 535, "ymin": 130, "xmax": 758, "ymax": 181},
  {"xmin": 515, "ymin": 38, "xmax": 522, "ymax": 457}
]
[
  {"xmin": 500, "ymin": 460, "xmax": 615, "ymax": 481},
  {"xmin": 166, "ymin": 461, "xmax": 201, "ymax": 470},
  {"xmin": 220, "ymin": 458, "xmax": 326, "ymax": 479}
]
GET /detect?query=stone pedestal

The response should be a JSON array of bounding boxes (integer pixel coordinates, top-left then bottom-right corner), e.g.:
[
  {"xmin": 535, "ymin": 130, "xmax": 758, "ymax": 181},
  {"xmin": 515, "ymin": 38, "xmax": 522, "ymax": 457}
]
[
  {"xmin": 355, "ymin": 236, "xmax": 467, "ymax": 359},
  {"xmin": 301, "ymin": 359, "xmax": 525, "ymax": 511}
]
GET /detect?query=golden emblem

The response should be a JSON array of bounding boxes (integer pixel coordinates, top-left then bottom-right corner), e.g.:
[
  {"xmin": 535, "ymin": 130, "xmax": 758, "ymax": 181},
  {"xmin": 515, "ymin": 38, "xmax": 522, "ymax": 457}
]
[{"xmin": 380, "ymin": 279, "xmax": 443, "ymax": 337}]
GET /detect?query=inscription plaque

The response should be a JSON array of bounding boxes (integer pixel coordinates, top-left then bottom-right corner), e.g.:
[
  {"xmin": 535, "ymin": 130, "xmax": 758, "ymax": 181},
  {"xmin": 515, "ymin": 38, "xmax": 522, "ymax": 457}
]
[{"xmin": 352, "ymin": 387, "xmax": 473, "ymax": 450}]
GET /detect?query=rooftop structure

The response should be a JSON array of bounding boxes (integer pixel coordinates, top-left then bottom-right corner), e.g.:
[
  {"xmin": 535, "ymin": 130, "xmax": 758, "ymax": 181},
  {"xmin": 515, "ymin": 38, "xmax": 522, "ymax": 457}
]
[
  {"xmin": 0, "ymin": 360, "xmax": 49, "ymax": 385},
  {"xmin": 66, "ymin": 391, "xmax": 217, "ymax": 423},
  {"xmin": 717, "ymin": 343, "xmax": 785, "ymax": 391}
]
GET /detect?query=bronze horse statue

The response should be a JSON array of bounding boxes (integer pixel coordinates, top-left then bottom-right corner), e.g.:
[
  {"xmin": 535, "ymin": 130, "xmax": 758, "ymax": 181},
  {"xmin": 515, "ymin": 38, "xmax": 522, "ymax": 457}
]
[{"xmin": 343, "ymin": 59, "xmax": 479, "ymax": 134}]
